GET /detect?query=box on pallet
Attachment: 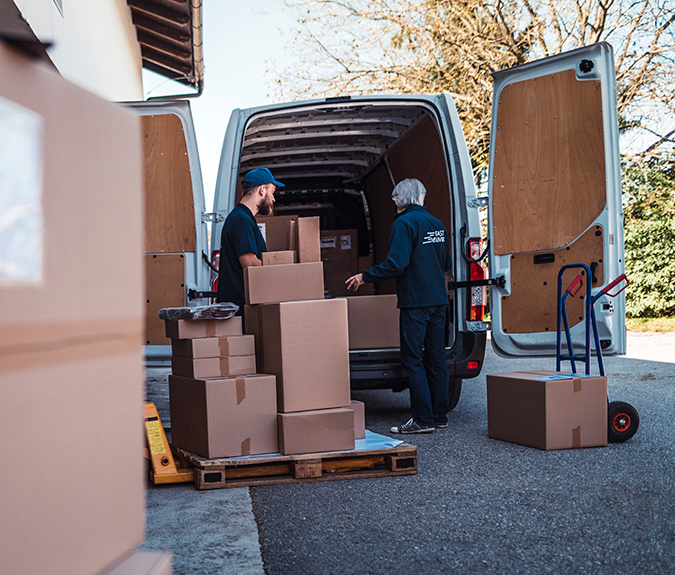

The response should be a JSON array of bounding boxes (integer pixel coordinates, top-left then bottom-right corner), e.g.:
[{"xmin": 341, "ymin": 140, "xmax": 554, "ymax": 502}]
[
  {"xmin": 171, "ymin": 334, "xmax": 254, "ymax": 358},
  {"xmin": 171, "ymin": 355, "xmax": 257, "ymax": 379},
  {"xmin": 165, "ymin": 317, "xmax": 242, "ymax": 339},
  {"xmin": 346, "ymin": 400, "xmax": 366, "ymax": 439},
  {"xmin": 169, "ymin": 374, "xmax": 278, "ymax": 458},
  {"xmin": 487, "ymin": 371, "xmax": 608, "ymax": 450},
  {"xmin": 244, "ymin": 261, "xmax": 324, "ymax": 305},
  {"xmin": 248, "ymin": 299, "xmax": 351, "ymax": 412},
  {"xmin": 277, "ymin": 407, "xmax": 355, "ymax": 455},
  {"xmin": 346, "ymin": 294, "xmax": 399, "ymax": 350}
]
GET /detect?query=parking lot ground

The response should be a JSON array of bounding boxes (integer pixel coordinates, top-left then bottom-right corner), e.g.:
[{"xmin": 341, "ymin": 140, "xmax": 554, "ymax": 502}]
[{"xmin": 141, "ymin": 333, "xmax": 675, "ymax": 575}]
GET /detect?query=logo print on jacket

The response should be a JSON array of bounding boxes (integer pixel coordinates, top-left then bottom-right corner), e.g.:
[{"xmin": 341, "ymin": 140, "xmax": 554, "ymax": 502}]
[{"xmin": 422, "ymin": 230, "xmax": 445, "ymax": 245}]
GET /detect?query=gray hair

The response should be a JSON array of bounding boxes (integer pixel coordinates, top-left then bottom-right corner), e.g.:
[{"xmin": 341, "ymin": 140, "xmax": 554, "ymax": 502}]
[{"xmin": 391, "ymin": 178, "xmax": 426, "ymax": 209}]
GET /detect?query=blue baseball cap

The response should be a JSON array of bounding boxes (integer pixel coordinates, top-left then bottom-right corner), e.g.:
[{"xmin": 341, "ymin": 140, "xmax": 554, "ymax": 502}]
[{"xmin": 241, "ymin": 168, "xmax": 285, "ymax": 189}]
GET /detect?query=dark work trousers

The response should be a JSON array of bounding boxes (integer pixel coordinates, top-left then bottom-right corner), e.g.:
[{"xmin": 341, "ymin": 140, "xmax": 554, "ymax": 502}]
[{"xmin": 399, "ymin": 305, "xmax": 449, "ymax": 426}]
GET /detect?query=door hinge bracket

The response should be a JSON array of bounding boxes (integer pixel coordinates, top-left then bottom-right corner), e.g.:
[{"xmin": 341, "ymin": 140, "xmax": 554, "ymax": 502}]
[
  {"xmin": 187, "ymin": 289, "xmax": 217, "ymax": 300},
  {"xmin": 449, "ymin": 276, "xmax": 505, "ymax": 290},
  {"xmin": 467, "ymin": 320, "xmax": 491, "ymax": 332},
  {"xmin": 202, "ymin": 212, "xmax": 225, "ymax": 223},
  {"xmin": 467, "ymin": 196, "xmax": 489, "ymax": 209}
]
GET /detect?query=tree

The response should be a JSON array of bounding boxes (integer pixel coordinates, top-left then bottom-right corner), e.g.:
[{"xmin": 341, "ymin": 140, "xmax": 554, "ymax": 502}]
[
  {"xmin": 622, "ymin": 156, "xmax": 675, "ymax": 318},
  {"xmin": 274, "ymin": 0, "xmax": 675, "ymax": 177}
]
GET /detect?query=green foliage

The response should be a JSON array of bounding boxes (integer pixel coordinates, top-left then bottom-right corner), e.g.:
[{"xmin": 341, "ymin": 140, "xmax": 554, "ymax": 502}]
[{"xmin": 623, "ymin": 159, "xmax": 675, "ymax": 318}]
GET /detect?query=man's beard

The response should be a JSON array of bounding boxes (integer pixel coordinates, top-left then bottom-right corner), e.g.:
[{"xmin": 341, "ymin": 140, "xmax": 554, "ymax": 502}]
[{"xmin": 257, "ymin": 196, "xmax": 274, "ymax": 216}]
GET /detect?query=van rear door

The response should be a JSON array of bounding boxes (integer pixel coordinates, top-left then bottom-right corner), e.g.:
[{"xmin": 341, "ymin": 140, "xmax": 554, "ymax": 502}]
[
  {"xmin": 125, "ymin": 100, "xmax": 210, "ymax": 350},
  {"xmin": 487, "ymin": 43, "xmax": 625, "ymax": 357}
]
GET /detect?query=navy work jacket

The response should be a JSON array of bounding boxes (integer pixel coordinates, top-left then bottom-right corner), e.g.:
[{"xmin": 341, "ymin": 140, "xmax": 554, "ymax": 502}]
[{"xmin": 362, "ymin": 204, "xmax": 451, "ymax": 308}]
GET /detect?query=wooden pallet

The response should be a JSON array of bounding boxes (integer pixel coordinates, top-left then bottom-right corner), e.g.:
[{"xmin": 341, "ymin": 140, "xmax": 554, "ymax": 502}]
[{"xmin": 171, "ymin": 442, "xmax": 417, "ymax": 490}]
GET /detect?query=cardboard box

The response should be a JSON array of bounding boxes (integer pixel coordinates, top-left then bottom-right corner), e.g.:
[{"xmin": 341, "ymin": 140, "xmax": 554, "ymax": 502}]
[
  {"xmin": 244, "ymin": 262, "xmax": 324, "ymax": 305},
  {"xmin": 244, "ymin": 304, "xmax": 263, "ymax": 371},
  {"xmin": 346, "ymin": 294, "xmax": 400, "ymax": 349},
  {"xmin": 169, "ymin": 374, "xmax": 278, "ymax": 458},
  {"xmin": 171, "ymin": 334, "xmax": 255, "ymax": 358},
  {"xmin": 321, "ymin": 229, "xmax": 359, "ymax": 297},
  {"xmin": 277, "ymin": 408, "xmax": 355, "ymax": 455},
  {"xmin": 257, "ymin": 215, "xmax": 321, "ymax": 262},
  {"xmin": 346, "ymin": 400, "xmax": 366, "ymax": 439},
  {"xmin": 259, "ymin": 299, "xmax": 351, "ymax": 412},
  {"xmin": 164, "ymin": 317, "xmax": 242, "ymax": 339},
  {"xmin": 0, "ymin": 44, "xmax": 146, "ymax": 575},
  {"xmin": 487, "ymin": 371, "xmax": 608, "ymax": 450},
  {"xmin": 262, "ymin": 250, "xmax": 298, "ymax": 265},
  {"xmin": 171, "ymin": 355, "xmax": 256, "ymax": 378}
]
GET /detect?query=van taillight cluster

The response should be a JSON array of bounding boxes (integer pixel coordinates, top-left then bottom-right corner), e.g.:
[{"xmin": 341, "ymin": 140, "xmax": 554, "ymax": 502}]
[{"xmin": 469, "ymin": 237, "xmax": 486, "ymax": 321}]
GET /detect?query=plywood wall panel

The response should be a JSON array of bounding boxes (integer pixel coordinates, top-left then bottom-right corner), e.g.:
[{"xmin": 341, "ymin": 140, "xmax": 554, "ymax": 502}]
[{"xmin": 145, "ymin": 253, "xmax": 185, "ymax": 345}]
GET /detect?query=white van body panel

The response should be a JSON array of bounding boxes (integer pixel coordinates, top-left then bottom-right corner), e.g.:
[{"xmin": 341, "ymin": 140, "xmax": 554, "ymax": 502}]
[{"xmin": 487, "ymin": 43, "xmax": 626, "ymax": 358}]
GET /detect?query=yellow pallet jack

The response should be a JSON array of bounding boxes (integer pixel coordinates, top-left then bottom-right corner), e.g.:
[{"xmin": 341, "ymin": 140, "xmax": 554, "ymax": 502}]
[{"xmin": 143, "ymin": 402, "xmax": 193, "ymax": 484}]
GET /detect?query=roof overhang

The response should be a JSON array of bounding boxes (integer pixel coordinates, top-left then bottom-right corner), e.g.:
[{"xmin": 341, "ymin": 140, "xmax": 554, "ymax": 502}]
[{"xmin": 127, "ymin": 0, "xmax": 203, "ymax": 93}]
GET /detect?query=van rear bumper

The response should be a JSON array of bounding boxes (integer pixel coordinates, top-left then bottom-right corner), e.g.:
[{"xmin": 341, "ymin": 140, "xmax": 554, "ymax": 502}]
[{"xmin": 348, "ymin": 330, "xmax": 487, "ymax": 390}]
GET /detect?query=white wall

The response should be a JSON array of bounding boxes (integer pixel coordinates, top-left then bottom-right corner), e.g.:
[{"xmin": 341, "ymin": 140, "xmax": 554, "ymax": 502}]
[{"xmin": 15, "ymin": 0, "xmax": 143, "ymax": 101}]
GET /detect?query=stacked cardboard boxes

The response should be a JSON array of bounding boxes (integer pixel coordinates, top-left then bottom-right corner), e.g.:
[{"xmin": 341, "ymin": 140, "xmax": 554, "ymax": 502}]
[
  {"xmin": 166, "ymin": 316, "xmax": 278, "ymax": 458},
  {"xmin": 245, "ymin": 216, "xmax": 359, "ymax": 455}
]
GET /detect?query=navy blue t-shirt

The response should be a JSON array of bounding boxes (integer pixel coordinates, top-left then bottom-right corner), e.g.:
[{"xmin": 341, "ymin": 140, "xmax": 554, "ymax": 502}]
[
  {"xmin": 362, "ymin": 204, "xmax": 451, "ymax": 308},
  {"xmin": 216, "ymin": 203, "xmax": 266, "ymax": 313}
]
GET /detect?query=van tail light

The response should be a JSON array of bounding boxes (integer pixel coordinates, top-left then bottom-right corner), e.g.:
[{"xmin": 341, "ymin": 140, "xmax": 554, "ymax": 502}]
[
  {"xmin": 211, "ymin": 250, "xmax": 220, "ymax": 291},
  {"xmin": 469, "ymin": 238, "xmax": 486, "ymax": 321}
]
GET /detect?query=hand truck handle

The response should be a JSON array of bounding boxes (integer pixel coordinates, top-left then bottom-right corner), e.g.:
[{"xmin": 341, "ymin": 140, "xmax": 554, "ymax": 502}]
[
  {"xmin": 601, "ymin": 273, "xmax": 629, "ymax": 297},
  {"xmin": 566, "ymin": 273, "xmax": 585, "ymax": 297}
]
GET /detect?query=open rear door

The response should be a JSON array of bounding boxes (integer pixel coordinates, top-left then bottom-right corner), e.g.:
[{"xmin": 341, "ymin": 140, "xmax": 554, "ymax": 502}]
[{"xmin": 488, "ymin": 43, "xmax": 625, "ymax": 357}]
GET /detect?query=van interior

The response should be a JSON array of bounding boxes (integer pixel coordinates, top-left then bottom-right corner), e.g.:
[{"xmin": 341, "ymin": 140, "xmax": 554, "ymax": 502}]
[{"xmin": 236, "ymin": 101, "xmax": 457, "ymax": 346}]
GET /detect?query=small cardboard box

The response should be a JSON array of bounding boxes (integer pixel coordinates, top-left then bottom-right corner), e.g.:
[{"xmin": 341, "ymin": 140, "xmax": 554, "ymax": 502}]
[
  {"xmin": 171, "ymin": 334, "xmax": 255, "ymax": 358},
  {"xmin": 256, "ymin": 215, "xmax": 296, "ymax": 251},
  {"xmin": 262, "ymin": 250, "xmax": 298, "ymax": 265},
  {"xmin": 257, "ymin": 215, "xmax": 321, "ymax": 262},
  {"xmin": 169, "ymin": 374, "xmax": 278, "ymax": 458},
  {"xmin": 487, "ymin": 371, "xmax": 608, "ymax": 450},
  {"xmin": 346, "ymin": 294, "xmax": 400, "ymax": 349},
  {"xmin": 277, "ymin": 408, "xmax": 355, "ymax": 455},
  {"xmin": 259, "ymin": 299, "xmax": 351, "ymax": 412},
  {"xmin": 297, "ymin": 216, "xmax": 321, "ymax": 262},
  {"xmin": 345, "ymin": 400, "xmax": 366, "ymax": 439},
  {"xmin": 321, "ymin": 229, "xmax": 359, "ymax": 297},
  {"xmin": 171, "ymin": 355, "xmax": 256, "ymax": 379},
  {"xmin": 244, "ymin": 262, "xmax": 324, "ymax": 305},
  {"xmin": 165, "ymin": 317, "xmax": 243, "ymax": 339}
]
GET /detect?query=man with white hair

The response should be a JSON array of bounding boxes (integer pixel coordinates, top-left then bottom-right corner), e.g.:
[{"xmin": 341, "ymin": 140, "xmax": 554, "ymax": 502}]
[
  {"xmin": 216, "ymin": 168, "xmax": 284, "ymax": 315},
  {"xmin": 346, "ymin": 178, "xmax": 452, "ymax": 433}
]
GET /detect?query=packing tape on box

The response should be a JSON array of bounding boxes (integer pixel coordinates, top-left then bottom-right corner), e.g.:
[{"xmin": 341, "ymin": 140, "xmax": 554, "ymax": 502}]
[
  {"xmin": 206, "ymin": 323, "xmax": 216, "ymax": 338},
  {"xmin": 572, "ymin": 426, "xmax": 581, "ymax": 448},
  {"xmin": 220, "ymin": 357, "xmax": 229, "ymax": 375},
  {"xmin": 236, "ymin": 376, "xmax": 246, "ymax": 404},
  {"xmin": 573, "ymin": 378, "xmax": 582, "ymax": 393},
  {"xmin": 218, "ymin": 338, "xmax": 229, "ymax": 356},
  {"xmin": 241, "ymin": 437, "xmax": 251, "ymax": 456}
]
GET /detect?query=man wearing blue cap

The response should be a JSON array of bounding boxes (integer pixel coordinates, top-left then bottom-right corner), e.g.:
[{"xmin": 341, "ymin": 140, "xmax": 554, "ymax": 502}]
[{"xmin": 216, "ymin": 168, "xmax": 285, "ymax": 314}]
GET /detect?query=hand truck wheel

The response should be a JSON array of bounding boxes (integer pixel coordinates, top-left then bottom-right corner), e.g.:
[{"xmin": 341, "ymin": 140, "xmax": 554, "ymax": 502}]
[{"xmin": 607, "ymin": 401, "xmax": 639, "ymax": 443}]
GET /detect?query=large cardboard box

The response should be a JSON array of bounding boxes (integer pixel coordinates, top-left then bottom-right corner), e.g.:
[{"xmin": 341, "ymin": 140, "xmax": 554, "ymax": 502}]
[
  {"xmin": 259, "ymin": 299, "xmax": 351, "ymax": 412},
  {"xmin": 278, "ymin": 408, "xmax": 355, "ymax": 455},
  {"xmin": 0, "ymin": 44, "xmax": 145, "ymax": 575},
  {"xmin": 171, "ymin": 355, "xmax": 257, "ymax": 378},
  {"xmin": 165, "ymin": 317, "xmax": 242, "ymax": 339},
  {"xmin": 244, "ymin": 262, "xmax": 324, "ymax": 305},
  {"xmin": 256, "ymin": 215, "xmax": 296, "ymax": 251},
  {"xmin": 171, "ymin": 334, "xmax": 255, "ymax": 358},
  {"xmin": 321, "ymin": 229, "xmax": 359, "ymax": 297},
  {"xmin": 169, "ymin": 374, "xmax": 278, "ymax": 458},
  {"xmin": 487, "ymin": 371, "xmax": 608, "ymax": 450},
  {"xmin": 346, "ymin": 294, "xmax": 400, "ymax": 349}
]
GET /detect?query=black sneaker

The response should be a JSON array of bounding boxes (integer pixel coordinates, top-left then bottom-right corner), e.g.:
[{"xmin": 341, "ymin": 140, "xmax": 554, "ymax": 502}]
[
  {"xmin": 390, "ymin": 418, "xmax": 434, "ymax": 434},
  {"xmin": 435, "ymin": 421, "xmax": 449, "ymax": 429}
]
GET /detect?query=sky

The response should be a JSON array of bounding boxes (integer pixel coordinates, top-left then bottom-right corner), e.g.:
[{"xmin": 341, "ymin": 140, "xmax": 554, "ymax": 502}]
[{"xmin": 143, "ymin": 1, "xmax": 296, "ymax": 209}]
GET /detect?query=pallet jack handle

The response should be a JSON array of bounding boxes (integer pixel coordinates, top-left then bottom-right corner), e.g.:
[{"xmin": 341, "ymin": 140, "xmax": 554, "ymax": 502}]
[{"xmin": 600, "ymin": 273, "xmax": 629, "ymax": 298}]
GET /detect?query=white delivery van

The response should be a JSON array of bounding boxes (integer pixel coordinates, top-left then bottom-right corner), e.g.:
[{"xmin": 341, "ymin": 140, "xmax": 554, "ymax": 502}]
[{"xmin": 132, "ymin": 42, "xmax": 626, "ymax": 410}]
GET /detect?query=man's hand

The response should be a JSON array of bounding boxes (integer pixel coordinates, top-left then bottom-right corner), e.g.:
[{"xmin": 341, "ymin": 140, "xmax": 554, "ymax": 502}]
[
  {"xmin": 345, "ymin": 273, "xmax": 364, "ymax": 292},
  {"xmin": 239, "ymin": 253, "xmax": 262, "ymax": 268}
]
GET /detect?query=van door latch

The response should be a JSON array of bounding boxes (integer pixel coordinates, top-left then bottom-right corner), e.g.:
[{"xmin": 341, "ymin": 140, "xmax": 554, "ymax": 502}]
[
  {"xmin": 449, "ymin": 276, "xmax": 506, "ymax": 290},
  {"xmin": 467, "ymin": 196, "xmax": 489, "ymax": 208},
  {"xmin": 202, "ymin": 212, "xmax": 225, "ymax": 223},
  {"xmin": 188, "ymin": 289, "xmax": 217, "ymax": 300}
]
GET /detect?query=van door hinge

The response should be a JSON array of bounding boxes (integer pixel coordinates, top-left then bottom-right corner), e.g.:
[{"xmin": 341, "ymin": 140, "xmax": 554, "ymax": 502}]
[
  {"xmin": 188, "ymin": 289, "xmax": 217, "ymax": 300},
  {"xmin": 467, "ymin": 196, "xmax": 489, "ymax": 208},
  {"xmin": 202, "ymin": 212, "xmax": 225, "ymax": 223},
  {"xmin": 449, "ymin": 276, "xmax": 506, "ymax": 290}
]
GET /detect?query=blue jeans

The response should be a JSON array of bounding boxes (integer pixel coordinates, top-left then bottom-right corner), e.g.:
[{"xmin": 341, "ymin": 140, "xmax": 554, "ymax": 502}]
[{"xmin": 399, "ymin": 306, "xmax": 449, "ymax": 426}]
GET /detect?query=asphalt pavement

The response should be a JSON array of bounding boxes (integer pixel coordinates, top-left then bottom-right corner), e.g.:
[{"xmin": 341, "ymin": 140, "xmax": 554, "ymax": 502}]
[{"xmin": 141, "ymin": 334, "xmax": 675, "ymax": 574}]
